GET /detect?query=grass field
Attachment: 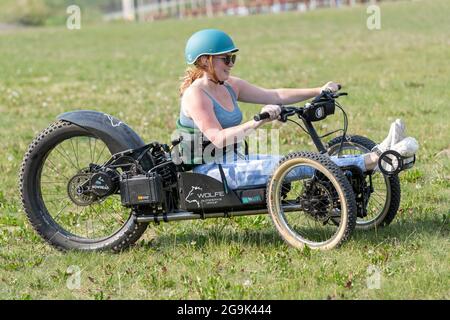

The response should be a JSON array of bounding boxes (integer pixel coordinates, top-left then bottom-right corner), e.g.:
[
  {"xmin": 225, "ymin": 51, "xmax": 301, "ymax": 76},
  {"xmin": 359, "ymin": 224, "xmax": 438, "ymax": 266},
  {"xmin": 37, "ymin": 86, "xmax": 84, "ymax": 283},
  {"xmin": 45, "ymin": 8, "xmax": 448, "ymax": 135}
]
[{"xmin": 0, "ymin": 0, "xmax": 449, "ymax": 299}]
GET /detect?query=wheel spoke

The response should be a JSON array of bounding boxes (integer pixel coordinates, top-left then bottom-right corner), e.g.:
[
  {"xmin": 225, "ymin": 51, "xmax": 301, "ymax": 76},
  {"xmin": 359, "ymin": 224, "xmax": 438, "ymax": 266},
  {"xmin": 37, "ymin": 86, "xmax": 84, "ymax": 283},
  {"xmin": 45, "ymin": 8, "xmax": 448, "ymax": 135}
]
[
  {"xmin": 76, "ymin": 137, "xmax": 80, "ymax": 168},
  {"xmin": 69, "ymin": 138, "xmax": 80, "ymax": 169},
  {"xmin": 45, "ymin": 158, "xmax": 70, "ymax": 180},
  {"xmin": 38, "ymin": 134, "xmax": 129, "ymax": 240},
  {"xmin": 89, "ymin": 137, "xmax": 93, "ymax": 164},
  {"xmin": 92, "ymin": 138, "xmax": 97, "ymax": 164},
  {"xmin": 41, "ymin": 171, "xmax": 64, "ymax": 182},
  {"xmin": 41, "ymin": 181, "xmax": 66, "ymax": 184},
  {"xmin": 53, "ymin": 199, "xmax": 72, "ymax": 220},
  {"xmin": 95, "ymin": 144, "xmax": 107, "ymax": 165},
  {"xmin": 55, "ymin": 143, "xmax": 79, "ymax": 171}
]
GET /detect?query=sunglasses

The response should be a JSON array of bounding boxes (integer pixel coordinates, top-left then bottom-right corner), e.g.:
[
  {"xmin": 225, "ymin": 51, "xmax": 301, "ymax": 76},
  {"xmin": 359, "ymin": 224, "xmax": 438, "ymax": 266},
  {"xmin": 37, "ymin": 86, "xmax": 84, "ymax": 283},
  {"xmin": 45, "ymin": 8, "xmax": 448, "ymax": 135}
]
[{"xmin": 216, "ymin": 54, "xmax": 237, "ymax": 66}]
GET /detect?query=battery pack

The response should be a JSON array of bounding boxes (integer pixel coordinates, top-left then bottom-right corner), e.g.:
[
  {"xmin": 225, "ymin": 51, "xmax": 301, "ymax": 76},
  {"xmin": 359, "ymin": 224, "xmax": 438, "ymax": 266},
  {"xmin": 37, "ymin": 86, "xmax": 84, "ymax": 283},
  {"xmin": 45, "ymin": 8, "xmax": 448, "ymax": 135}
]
[{"xmin": 120, "ymin": 172, "xmax": 163, "ymax": 206}]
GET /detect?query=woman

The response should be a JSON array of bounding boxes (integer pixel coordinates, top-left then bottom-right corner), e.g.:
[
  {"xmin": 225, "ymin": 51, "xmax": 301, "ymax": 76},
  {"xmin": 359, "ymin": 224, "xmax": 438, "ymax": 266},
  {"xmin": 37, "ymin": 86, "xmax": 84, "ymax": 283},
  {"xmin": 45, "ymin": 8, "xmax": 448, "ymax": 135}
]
[{"xmin": 178, "ymin": 29, "xmax": 418, "ymax": 189}]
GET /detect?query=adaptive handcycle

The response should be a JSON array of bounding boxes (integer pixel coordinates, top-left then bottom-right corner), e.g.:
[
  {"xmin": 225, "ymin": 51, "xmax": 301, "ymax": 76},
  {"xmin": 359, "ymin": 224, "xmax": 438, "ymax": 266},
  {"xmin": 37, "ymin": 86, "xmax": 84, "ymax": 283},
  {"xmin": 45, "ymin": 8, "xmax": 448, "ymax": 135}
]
[{"xmin": 19, "ymin": 89, "xmax": 415, "ymax": 251}]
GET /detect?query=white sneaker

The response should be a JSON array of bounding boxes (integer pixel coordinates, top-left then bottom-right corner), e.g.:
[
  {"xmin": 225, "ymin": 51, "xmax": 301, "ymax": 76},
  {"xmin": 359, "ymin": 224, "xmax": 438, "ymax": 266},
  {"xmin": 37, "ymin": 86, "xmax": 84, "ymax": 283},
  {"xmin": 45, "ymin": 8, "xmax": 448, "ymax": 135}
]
[
  {"xmin": 377, "ymin": 137, "xmax": 418, "ymax": 173},
  {"xmin": 373, "ymin": 119, "xmax": 407, "ymax": 154},
  {"xmin": 391, "ymin": 136, "xmax": 419, "ymax": 158},
  {"xmin": 391, "ymin": 119, "xmax": 406, "ymax": 147}
]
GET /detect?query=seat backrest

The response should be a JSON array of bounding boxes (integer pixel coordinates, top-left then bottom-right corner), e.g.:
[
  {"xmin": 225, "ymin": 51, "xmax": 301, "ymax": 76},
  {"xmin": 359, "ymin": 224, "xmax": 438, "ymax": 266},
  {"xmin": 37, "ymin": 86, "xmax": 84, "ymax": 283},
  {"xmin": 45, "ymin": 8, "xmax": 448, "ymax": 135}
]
[{"xmin": 174, "ymin": 118, "xmax": 207, "ymax": 169}]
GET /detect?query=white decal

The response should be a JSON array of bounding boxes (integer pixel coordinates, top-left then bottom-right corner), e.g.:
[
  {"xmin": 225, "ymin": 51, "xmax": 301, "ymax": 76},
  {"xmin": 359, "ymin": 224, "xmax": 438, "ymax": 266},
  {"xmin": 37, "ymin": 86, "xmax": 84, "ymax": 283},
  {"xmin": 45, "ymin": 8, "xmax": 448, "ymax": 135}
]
[
  {"xmin": 104, "ymin": 114, "xmax": 123, "ymax": 127},
  {"xmin": 315, "ymin": 106, "xmax": 324, "ymax": 118},
  {"xmin": 185, "ymin": 186, "xmax": 202, "ymax": 208}
]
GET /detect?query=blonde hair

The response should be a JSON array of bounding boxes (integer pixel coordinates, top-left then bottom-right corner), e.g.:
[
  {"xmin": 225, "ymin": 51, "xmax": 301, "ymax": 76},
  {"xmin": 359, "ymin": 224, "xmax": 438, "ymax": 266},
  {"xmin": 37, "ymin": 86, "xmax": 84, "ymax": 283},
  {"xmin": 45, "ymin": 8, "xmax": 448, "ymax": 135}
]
[{"xmin": 179, "ymin": 56, "xmax": 216, "ymax": 96}]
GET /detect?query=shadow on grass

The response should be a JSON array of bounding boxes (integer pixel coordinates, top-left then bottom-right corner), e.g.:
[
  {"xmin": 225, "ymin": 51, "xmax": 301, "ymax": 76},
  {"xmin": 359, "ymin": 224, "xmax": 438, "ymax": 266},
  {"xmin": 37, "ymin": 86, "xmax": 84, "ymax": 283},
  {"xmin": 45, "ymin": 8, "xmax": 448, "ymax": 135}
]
[
  {"xmin": 152, "ymin": 227, "xmax": 286, "ymax": 250},
  {"xmin": 141, "ymin": 214, "xmax": 447, "ymax": 250},
  {"xmin": 351, "ymin": 214, "xmax": 448, "ymax": 244}
]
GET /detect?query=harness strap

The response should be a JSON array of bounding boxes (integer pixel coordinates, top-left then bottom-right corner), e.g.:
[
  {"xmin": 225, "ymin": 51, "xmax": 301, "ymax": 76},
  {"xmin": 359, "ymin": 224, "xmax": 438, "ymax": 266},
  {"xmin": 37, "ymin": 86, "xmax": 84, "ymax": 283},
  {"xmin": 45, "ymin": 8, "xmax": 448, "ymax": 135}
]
[{"xmin": 217, "ymin": 163, "xmax": 229, "ymax": 194}]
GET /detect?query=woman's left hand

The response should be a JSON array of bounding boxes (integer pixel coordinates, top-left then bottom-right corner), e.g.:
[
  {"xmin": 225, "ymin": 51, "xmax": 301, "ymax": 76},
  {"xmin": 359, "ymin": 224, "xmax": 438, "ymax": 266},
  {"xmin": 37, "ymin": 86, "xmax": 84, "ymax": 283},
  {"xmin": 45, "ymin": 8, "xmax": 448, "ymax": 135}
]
[{"xmin": 260, "ymin": 104, "xmax": 281, "ymax": 121}]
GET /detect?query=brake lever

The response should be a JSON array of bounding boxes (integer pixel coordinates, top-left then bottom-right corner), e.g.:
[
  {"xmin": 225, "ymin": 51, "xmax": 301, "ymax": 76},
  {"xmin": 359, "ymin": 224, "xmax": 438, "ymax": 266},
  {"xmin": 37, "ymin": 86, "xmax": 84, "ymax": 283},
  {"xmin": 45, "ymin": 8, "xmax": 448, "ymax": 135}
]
[
  {"xmin": 279, "ymin": 114, "xmax": 288, "ymax": 122},
  {"xmin": 278, "ymin": 106, "xmax": 299, "ymax": 122},
  {"xmin": 314, "ymin": 84, "xmax": 345, "ymax": 101}
]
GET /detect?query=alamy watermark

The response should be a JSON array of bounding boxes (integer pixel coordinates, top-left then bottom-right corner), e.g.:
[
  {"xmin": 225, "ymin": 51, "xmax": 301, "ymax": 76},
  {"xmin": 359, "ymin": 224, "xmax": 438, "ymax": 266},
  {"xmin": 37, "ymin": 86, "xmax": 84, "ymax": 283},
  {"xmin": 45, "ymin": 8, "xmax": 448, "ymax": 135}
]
[
  {"xmin": 366, "ymin": 265, "xmax": 381, "ymax": 289},
  {"xmin": 170, "ymin": 128, "xmax": 280, "ymax": 165},
  {"xmin": 66, "ymin": 265, "xmax": 82, "ymax": 290},
  {"xmin": 367, "ymin": 4, "xmax": 381, "ymax": 30},
  {"xmin": 66, "ymin": 5, "xmax": 81, "ymax": 30}
]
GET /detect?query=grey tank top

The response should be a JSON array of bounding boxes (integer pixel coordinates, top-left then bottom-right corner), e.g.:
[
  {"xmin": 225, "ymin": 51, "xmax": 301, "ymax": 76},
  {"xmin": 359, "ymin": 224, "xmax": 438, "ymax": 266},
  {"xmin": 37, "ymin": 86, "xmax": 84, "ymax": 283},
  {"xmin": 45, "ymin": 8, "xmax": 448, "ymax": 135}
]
[{"xmin": 179, "ymin": 83, "xmax": 243, "ymax": 129}]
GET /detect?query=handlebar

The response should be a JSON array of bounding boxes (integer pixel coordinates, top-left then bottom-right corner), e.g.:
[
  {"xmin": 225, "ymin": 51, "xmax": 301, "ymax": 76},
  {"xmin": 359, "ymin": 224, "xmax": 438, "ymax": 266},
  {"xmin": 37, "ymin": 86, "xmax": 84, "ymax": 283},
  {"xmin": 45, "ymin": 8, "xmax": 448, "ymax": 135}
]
[
  {"xmin": 254, "ymin": 87, "xmax": 347, "ymax": 122},
  {"xmin": 253, "ymin": 112, "xmax": 271, "ymax": 121}
]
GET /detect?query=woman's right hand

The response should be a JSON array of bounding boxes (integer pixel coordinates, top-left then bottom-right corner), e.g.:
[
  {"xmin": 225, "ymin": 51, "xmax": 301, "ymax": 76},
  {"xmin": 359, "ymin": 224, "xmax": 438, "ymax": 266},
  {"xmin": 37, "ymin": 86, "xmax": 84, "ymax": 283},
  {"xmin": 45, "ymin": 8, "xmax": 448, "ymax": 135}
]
[{"xmin": 260, "ymin": 104, "xmax": 281, "ymax": 121}]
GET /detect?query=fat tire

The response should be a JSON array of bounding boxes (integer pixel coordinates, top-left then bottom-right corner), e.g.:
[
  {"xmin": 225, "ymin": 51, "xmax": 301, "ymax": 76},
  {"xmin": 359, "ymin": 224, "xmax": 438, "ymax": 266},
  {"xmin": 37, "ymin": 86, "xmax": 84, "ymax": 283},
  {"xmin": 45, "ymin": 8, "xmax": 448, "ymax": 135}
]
[
  {"xmin": 19, "ymin": 120, "xmax": 148, "ymax": 252},
  {"xmin": 266, "ymin": 151, "xmax": 357, "ymax": 250}
]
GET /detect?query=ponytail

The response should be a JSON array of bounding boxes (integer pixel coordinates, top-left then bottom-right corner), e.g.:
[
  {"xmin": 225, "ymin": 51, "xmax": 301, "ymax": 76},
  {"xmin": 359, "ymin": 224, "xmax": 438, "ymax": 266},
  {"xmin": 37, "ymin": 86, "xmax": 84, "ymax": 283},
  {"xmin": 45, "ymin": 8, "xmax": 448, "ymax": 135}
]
[
  {"xmin": 179, "ymin": 64, "xmax": 205, "ymax": 96},
  {"xmin": 179, "ymin": 57, "xmax": 217, "ymax": 96}
]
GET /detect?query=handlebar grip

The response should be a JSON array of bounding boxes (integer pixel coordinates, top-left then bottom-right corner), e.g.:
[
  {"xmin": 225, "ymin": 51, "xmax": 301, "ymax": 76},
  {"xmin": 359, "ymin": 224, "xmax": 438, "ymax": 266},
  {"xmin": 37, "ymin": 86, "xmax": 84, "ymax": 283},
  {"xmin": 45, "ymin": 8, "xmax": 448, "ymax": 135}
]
[{"xmin": 254, "ymin": 112, "xmax": 270, "ymax": 121}]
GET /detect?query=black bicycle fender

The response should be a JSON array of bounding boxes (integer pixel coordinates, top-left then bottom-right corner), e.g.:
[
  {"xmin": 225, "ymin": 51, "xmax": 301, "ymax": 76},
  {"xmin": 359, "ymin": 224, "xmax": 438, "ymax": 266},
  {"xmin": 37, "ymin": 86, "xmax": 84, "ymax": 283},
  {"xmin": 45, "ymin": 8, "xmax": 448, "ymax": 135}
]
[{"xmin": 57, "ymin": 110, "xmax": 145, "ymax": 154}]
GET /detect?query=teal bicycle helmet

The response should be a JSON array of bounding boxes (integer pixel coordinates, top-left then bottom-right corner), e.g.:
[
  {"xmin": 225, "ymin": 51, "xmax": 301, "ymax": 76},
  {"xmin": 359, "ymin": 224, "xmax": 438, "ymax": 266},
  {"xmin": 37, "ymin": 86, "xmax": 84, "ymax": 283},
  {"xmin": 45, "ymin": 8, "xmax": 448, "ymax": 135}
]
[{"xmin": 185, "ymin": 29, "xmax": 239, "ymax": 65}]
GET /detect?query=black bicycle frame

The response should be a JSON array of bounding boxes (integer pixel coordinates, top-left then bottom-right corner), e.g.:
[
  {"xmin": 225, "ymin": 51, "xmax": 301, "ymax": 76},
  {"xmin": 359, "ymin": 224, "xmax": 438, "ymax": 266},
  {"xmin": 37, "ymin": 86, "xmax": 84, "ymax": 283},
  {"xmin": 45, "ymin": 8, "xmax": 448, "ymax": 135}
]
[{"xmin": 302, "ymin": 119, "xmax": 328, "ymax": 153}]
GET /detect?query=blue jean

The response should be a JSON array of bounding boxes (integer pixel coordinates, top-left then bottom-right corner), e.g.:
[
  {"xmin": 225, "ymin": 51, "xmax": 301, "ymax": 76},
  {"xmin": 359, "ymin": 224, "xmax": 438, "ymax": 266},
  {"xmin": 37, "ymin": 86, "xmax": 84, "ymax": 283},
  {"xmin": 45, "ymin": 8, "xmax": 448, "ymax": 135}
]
[{"xmin": 193, "ymin": 154, "xmax": 366, "ymax": 190}]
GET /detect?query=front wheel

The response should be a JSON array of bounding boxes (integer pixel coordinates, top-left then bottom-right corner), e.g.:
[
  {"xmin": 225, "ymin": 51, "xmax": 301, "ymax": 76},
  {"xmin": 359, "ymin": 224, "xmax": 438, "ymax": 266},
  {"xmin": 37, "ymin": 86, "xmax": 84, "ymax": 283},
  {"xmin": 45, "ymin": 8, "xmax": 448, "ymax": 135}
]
[
  {"xmin": 327, "ymin": 135, "xmax": 401, "ymax": 230},
  {"xmin": 266, "ymin": 152, "xmax": 357, "ymax": 250},
  {"xmin": 19, "ymin": 121, "xmax": 148, "ymax": 252}
]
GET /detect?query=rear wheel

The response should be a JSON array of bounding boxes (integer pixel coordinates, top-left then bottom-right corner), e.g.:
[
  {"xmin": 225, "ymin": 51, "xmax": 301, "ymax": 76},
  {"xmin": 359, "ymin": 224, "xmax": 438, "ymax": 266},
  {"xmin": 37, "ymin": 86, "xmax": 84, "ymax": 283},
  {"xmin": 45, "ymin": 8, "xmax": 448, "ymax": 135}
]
[
  {"xmin": 327, "ymin": 135, "xmax": 401, "ymax": 230},
  {"xmin": 19, "ymin": 121, "xmax": 148, "ymax": 252},
  {"xmin": 266, "ymin": 152, "xmax": 357, "ymax": 250}
]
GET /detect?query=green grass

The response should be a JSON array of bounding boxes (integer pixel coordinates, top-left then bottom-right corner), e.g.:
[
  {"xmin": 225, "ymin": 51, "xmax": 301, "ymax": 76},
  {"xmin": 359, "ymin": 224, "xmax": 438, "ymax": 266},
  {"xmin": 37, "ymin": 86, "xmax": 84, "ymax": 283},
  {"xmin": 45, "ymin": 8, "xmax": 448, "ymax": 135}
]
[{"xmin": 0, "ymin": 0, "xmax": 449, "ymax": 299}]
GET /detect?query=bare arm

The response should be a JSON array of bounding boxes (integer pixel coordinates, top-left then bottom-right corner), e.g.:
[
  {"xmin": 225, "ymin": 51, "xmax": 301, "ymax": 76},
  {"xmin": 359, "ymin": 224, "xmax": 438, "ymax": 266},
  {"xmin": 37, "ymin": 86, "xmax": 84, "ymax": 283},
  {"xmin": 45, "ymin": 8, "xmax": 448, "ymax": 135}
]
[
  {"xmin": 229, "ymin": 76, "xmax": 321, "ymax": 105},
  {"xmin": 182, "ymin": 87, "xmax": 268, "ymax": 149}
]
